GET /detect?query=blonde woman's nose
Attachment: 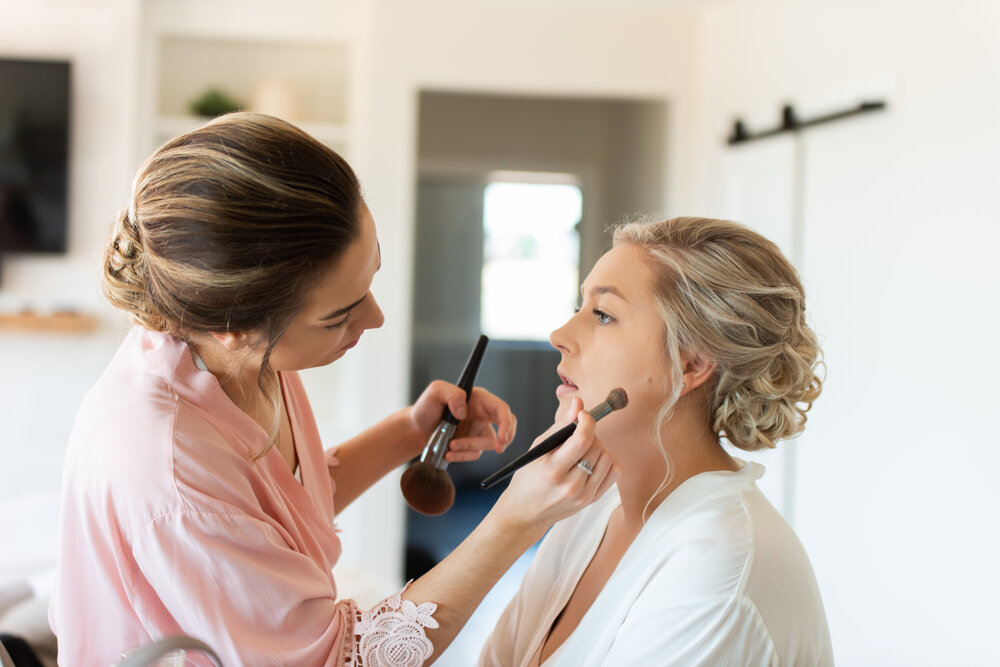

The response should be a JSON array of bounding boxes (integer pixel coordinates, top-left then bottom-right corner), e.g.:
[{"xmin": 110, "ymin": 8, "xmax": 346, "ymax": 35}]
[{"xmin": 549, "ymin": 316, "xmax": 573, "ymax": 353}]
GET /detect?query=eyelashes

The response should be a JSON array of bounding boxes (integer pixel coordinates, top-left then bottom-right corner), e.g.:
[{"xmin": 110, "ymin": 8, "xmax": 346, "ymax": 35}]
[
  {"xmin": 325, "ymin": 312, "xmax": 352, "ymax": 330},
  {"xmin": 573, "ymin": 306, "xmax": 615, "ymax": 325},
  {"xmin": 593, "ymin": 309, "xmax": 614, "ymax": 325}
]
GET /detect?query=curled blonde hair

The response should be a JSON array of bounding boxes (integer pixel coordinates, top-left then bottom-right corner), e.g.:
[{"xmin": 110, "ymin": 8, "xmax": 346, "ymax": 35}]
[
  {"xmin": 103, "ymin": 112, "xmax": 362, "ymax": 454},
  {"xmin": 613, "ymin": 216, "xmax": 824, "ymax": 453}
]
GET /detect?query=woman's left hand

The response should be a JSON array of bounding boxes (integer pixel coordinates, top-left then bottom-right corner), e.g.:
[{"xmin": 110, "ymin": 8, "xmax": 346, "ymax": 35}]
[{"xmin": 408, "ymin": 381, "xmax": 517, "ymax": 462}]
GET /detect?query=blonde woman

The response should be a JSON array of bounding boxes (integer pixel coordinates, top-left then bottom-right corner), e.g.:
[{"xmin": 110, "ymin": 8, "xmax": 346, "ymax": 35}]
[
  {"xmin": 49, "ymin": 113, "xmax": 617, "ymax": 666},
  {"xmin": 480, "ymin": 217, "xmax": 833, "ymax": 666}
]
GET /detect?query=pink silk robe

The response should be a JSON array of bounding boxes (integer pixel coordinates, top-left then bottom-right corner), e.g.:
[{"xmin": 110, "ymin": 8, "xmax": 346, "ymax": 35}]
[{"xmin": 50, "ymin": 327, "xmax": 362, "ymax": 666}]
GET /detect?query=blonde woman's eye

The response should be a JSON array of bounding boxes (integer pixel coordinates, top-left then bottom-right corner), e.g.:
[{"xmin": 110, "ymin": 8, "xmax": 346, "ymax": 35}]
[
  {"xmin": 593, "ymin": 309, "xmax": 614, "ymax": 325},
  {"xmin": 325, "ymin": 313, "xmax": 352, "ymax": 330}
]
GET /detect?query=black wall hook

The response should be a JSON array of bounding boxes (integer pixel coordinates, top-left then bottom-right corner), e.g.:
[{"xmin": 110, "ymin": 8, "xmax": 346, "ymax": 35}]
[{"xmin": 728, "ymin": 100, "xmax": 886, "ymax": 145}]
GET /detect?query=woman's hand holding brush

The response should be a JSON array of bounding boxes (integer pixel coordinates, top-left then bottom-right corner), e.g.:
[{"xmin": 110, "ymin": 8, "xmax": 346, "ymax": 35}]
[
  {"xmin": 400, "ymin": 335, "xmax": 517, "ymax": 516},
  {"xmin": 406, "ymin": 382, "xmax": 517, "ymax": 461},
  {"xmin": 490, "ymin": 396, "xmax": 620, "ymax": 534}
]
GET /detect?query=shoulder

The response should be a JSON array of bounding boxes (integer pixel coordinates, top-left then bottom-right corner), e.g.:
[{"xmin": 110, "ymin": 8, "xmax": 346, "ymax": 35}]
[
  {"xmin": 64, "ymin": 329, "xmax": 265, "ymax": 531},
  {"xmin": 739, "ymin": 490, "xmax": 832, "ymax": 662},
  {"xmin": 639, "ymin": 484, "xmax": 819, "ymax": 597},
  {"xmin": 630, "ymin": 487, "xmax": 831, "ymax": 663},
  {"xmin": 635, "ymin": 491, "xmax": 757, "ymax": 601},
  {"xmin": 66, "ymin": 330, "xmax": 182, "ymax": 496}
]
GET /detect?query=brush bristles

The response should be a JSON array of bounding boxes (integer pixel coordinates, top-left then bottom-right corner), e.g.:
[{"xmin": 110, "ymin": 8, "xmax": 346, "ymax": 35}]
[
  {"xmin": 400, "ymin": 462, "xmax": 456, "ymax": 516},
  {"xmin": 606, "ymin": 387, "xmax": 628, "ymax": 411}
]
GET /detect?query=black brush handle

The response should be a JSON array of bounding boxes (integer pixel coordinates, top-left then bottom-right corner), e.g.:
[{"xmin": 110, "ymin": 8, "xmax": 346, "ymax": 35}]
[
  {"xmin": 442, "ymin": 334, "xmax": 489, "ymax": 425},
  {"xmin": 479, "ymin": 421, "xmax": 576, "ymax": 489},
  {"xmin": 457, "ymin": 335, "xmax": 489, "ymax": 395},
  {"xmin": 479, "ymin": 397, "xmax": 618, "ymax": 489}
]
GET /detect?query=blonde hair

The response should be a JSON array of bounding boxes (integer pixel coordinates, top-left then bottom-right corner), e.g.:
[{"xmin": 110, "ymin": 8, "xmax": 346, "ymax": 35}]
[
  {"xmin": 613, "ymin": 216, "xmax": 824, "ymax": 454},
  {"xmin": 103, "ymin": 112, "xmax": 362, "ymax": 454}
]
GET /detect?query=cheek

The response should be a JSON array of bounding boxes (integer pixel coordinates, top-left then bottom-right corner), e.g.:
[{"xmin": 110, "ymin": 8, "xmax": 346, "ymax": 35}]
[
  {"xmin": 615, "ymin": 357, "xmax": 660, "ymax": 395},
  {"xmin": 271, "ymin": 330, "xmax": 339, "ymax": 370},
  {"xmin": 618, "ymin": 367, "xmax": 670, "ymax": 420}
]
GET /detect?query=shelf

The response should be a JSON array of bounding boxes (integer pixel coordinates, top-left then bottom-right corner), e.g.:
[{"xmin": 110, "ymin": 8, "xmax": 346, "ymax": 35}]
[
  {"xmin": 157, "ymin": 36, "xmax": 350, "ymax": 126},
  {"xmin": 140, "ymin": 0, "xmax": 360, "ymax": 161},
  {"xmin": 155, "ymin": 114, "xmax": 351, "ymax": 153},
  {"xmin": 0, "ymin": 311, "xmax": 100, "ymax": 333}
]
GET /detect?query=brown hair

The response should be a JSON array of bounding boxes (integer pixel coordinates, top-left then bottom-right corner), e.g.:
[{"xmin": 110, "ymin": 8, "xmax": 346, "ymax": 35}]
[
  {"xmin": 102, "ymin": 112, "xmax": 362, "ymax": 450},
  {"xmin": 613, "ymin": 216, "xmax": 823, "ymax": 452}
]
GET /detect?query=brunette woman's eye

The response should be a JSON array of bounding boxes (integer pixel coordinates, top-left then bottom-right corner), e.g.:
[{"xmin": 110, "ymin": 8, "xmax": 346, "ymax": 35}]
[
  {"xmin": 593, "ymin": 309, "xmax": 614, "ymax": 325},
  {"xmin": 325, "ymin": 313, "xmax": 352, "ymax": 330}
]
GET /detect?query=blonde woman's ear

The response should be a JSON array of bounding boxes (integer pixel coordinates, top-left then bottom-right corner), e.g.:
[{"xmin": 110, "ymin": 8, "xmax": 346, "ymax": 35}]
[{"xmin": 680, "ymin": 354, "xmax": 716, "ymax": 395}]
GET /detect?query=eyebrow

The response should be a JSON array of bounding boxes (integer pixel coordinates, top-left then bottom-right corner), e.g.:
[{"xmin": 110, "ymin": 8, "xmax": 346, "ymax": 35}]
[
  {"xmin": 582, "ymin": 285, "xmax": 628, "ymax": 302},
  {"xmin": 320, "ymin": 294, "xmax": 367, "ymax": 321},
  {"xmin": 320, "ymin": 240, "xmax": 382, "ymax": 321}
]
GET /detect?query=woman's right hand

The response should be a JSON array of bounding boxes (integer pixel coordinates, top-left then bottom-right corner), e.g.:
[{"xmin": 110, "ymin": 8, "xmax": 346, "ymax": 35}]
[{"xmin": 491, "ymin": 397, "xmax": 619, "ymax": 536}]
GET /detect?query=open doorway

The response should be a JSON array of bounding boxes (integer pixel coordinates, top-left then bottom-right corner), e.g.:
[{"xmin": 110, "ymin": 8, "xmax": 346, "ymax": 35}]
[{"xmin": 405, "ymin": 91, "xmax": 666, "ymax": 591}]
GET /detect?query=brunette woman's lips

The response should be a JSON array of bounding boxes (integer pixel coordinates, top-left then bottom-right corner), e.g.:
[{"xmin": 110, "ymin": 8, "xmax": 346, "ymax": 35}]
[{"xmin": 343, "ymin": 336, "xmax": 361, "ymax": 351}]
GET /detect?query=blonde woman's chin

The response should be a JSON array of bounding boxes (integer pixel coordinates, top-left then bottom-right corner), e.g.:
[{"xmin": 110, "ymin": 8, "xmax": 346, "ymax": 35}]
[{"xmin": 553, "ymin": 391, "xmax": 575, "ymax": 422}]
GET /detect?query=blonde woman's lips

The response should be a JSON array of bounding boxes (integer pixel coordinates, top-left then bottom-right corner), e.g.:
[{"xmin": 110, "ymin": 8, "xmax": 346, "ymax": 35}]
[{"xmin": 556, "ymin": 370, "xmax": 578, "ymax": 397}]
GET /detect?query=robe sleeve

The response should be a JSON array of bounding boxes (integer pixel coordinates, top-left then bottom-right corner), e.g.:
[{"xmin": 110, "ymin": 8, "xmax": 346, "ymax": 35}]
[
  {"xmin": 133, "ymin": 511, "xmax": 438, "ymax": 666},
  {"xmin": 601, "ymin": 595, "xmax": 778, "ymax": 667},
  {"xmin": 478, "ymin": 579, "xmax": 525, "ymax": 667}
]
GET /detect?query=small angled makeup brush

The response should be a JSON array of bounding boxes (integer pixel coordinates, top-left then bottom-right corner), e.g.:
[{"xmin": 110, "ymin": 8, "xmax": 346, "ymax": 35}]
[
  {"xmin": 479, "ymin": 387, "xmax": 628, "ymax": 490},
  {"xmin": 400, "ymin": 334, "xmax": 489, "ymax": 516}
]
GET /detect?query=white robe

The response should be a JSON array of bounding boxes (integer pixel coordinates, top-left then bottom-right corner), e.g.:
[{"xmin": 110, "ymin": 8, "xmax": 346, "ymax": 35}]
[{"xmin": 479, "ymin": 461, "xmax": 834, "ymax": 666}]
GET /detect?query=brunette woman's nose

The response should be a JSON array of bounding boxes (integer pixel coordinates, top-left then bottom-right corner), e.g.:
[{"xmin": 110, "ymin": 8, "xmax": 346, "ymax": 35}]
[{"xmin": 366, "ymin": 293, "xmax": 385, "ymax": 330}]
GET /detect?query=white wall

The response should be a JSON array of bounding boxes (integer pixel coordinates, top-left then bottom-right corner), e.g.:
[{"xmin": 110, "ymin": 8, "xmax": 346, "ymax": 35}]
[
  {"xmin": 688, "ymin": 1, "xmax": 1000, "ymax": 664},
  {"xmin": 0, "ymin": 0, "xmax": 139, "ymax": 581}
]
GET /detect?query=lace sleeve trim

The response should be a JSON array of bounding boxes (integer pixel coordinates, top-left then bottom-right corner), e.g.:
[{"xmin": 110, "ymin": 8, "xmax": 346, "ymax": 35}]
[{"xmin": 339, "ymin": 582, "xmax": 439, "ymax": 666}]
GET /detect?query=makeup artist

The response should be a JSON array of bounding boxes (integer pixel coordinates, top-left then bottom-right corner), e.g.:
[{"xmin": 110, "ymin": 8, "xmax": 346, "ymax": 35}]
[{"xmin": 49, "ymin": 112, "xmax": 618, "ymax": 667}]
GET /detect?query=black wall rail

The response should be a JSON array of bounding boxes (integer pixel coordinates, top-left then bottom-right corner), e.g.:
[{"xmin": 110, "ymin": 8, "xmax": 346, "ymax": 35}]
[{"xmin": 727, "ymin": 100, "xmax": 887, "ymax": 145}]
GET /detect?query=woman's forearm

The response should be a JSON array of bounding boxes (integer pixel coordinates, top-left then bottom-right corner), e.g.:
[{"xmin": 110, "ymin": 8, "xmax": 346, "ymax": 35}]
[
  {"xmin": 402, "ymin": 508, "xmax": 547, "ymax": 665},
  {"xmin": 328, "ymin": 408, "xmax": 420, "ymax": 511}
]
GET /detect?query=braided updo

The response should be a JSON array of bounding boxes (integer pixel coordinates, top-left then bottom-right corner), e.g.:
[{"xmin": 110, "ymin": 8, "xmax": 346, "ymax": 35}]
[
  {"xmin": 102, "ymin": 112, "xmax": 361, "ymax": 340},
  {"xmin": 613, "ymin": 216, "xmax": 823, "ymax": 451}
]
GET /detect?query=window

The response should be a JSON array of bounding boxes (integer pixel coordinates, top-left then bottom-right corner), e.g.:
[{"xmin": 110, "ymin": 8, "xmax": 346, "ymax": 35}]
[{"xmin": 480, "ymin": 173, "xmax": 582, "ymax": 341}]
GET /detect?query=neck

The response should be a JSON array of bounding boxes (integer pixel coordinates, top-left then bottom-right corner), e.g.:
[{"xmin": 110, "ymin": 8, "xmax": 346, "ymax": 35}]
[
  {"xmin": 187, "ymin": 337, "xmax": 266, "ymax": 411},
  {"xmin": 610, "ymin": 400, "xmax": 739, "ymax": 529}
]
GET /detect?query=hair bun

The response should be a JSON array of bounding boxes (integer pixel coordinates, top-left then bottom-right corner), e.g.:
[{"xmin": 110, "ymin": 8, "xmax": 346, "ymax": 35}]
[
  {"xmin": 713, "ymin": 334, "xmax": 823, "ymax": 451},
  {"xmin": 101, "ymin": 206, "xmax": 165, "ymax": 331}
]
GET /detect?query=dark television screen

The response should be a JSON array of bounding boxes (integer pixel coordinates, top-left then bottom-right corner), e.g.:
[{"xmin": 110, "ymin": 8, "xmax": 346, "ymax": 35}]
[{"xmin": 0, "ymin": 58, "xmax": 71, "ymax": 253}]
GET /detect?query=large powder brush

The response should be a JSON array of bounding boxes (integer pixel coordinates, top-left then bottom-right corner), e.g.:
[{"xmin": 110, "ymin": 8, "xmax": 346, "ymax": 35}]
[
  {"xmin": 400, "ymin": 335, "xmax": 489, "ymax": 515},
  {"xmin": 480, "ymin": 387, "xmax": 628, "ymax": 490}
]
